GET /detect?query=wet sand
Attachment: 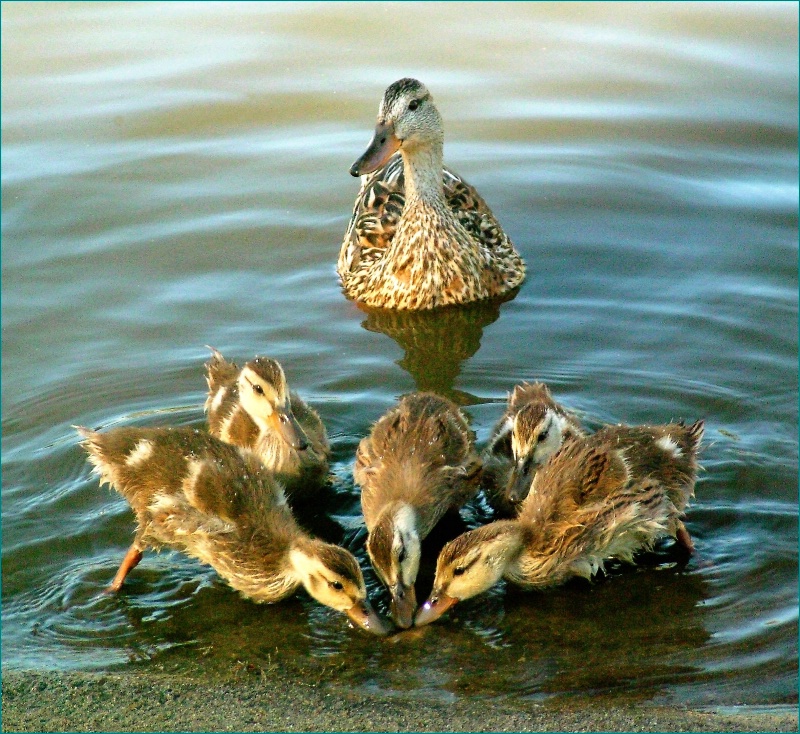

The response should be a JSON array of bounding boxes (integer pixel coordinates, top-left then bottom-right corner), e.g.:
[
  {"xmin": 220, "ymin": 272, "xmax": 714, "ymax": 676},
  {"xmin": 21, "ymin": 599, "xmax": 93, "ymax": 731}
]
[{"xmin": 2, "ymin": 669, "xmax": 796, "ymax": 732}]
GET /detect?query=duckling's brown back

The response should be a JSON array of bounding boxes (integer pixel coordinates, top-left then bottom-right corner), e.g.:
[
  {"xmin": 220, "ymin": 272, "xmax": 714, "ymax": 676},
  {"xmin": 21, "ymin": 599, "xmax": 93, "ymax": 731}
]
[
  {"xmin": 357, "ymin": 392, "xmax": 480, "ymax": 532},
  {"xmin": 367, "ymin": 392, "xmax": 471, "ymax": 466},
  {"xmin": 589, "ymin": 421, "xmax": 704, "ymax": 510},
  {"xmin": 79, "ymin": 427, "xmax": 288, "ymax": 525}
]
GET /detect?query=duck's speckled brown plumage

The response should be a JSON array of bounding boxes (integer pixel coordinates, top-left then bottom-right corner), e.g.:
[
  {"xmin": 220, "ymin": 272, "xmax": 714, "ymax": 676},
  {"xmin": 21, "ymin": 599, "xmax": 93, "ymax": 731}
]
[
  {"xmin": 204, "ymin": 349, "xmax": 330, "ymax": 498},
  {"xmin": 416, "ymin": 420, "xmax": 704, "ymax": 625},
  {"xmin": 482, "ymin": 382, "xmax": 585, "ymax": 516},
  {"xmin": 354, "ymin": 392, "xmax": 482, "ymax": 626},
  {"xmin": 77, "ymin": 426, "xmax": 389, "ymax": 634},
  {"xmin": 338, "ymin": 79, "xmax": 525, "ymax": 311}
]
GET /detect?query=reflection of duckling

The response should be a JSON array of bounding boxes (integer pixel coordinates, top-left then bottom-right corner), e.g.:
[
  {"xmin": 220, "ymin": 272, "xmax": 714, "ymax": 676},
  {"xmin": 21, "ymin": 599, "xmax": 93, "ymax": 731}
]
[
  {"xmin": 483, "ymin": 382, "xmax": 585, "ymax": 516},
  {"xmin": 339, "ymin": 78, "xmax": 525, "ymax": 310},
  {"xmin": 416, "ymin": 420, "xmax": 704, "ymax": 626},
  {"xmin": 77, "ymin": 426, "xmax": 388, "ymax": 635},
  {"xmin": 204, "ymin": 348, "xmax": 330, "ymax": 498},
  {"xmin": 354, "ymin": 393, "xmax": 482, "ymax": 628}
]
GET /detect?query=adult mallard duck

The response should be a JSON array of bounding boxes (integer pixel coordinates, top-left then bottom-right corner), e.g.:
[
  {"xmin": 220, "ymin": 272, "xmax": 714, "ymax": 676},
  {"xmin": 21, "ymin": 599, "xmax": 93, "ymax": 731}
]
[
  {"xmin": 482, "ymin": 382, "xmax": 585, "ymax": 517},
  {"xmin": 338, "ymin": 78, "xmax": 526, "ymax": 310},
  {"xmin": 354, "ymin": 392, "xmax": 482, "ymax": 628},
  {"xmin": 77, "ymin": 425, "xmax": 388, "ymax": 635},
  {"xmin": 204, "ymin": 348, "xmax": 330, "ymax": 499},
  {"xmin": 416, "ymin": 420, "xmax": 704, "ymax": 626}
]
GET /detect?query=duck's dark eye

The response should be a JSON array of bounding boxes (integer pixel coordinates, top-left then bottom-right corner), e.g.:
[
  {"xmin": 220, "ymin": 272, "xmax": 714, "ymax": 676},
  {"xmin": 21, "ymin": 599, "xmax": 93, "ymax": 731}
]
[
  {"xmin": 253, "ymin": 384, "xmax": 265, "ymax": 396},
  {"xmin": 329, "ymin": 580, "xmax": 344, "ymax": 591},
  {"xmin": 408, "ymin": 99, "xmax": 419, "ymax": 111},
  {"xmin": 453, "ymin": 567, "xmax": 466, "ymax": 576},
  {"xmin": 538, "ymin": 428, "xmax": 549, "ymax": 442},
  {"xmin": 398, "ymin": 547, "xmax": 407, "ymax": 564}
]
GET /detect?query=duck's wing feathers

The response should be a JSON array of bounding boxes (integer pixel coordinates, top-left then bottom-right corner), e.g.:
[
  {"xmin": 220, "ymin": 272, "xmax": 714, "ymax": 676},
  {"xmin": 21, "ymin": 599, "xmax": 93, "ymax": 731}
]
[{"xmin": 340, "ymin": 155, "xmax": 406, "ymax": 276}]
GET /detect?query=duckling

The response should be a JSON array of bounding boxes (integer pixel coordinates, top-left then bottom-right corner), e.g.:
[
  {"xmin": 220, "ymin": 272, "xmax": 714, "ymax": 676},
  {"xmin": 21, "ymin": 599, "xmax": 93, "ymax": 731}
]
[
  {"xmin": 483, "ymin": 382, "xmax": 585, "ymax": 516},
  {"xmin": 338, "ymin": 78, "xmax": 526, "ymax": 310},
  {"xmin": 416, "ymin": 420, "xmax": 704, "ymax": 626},
  {"xmin": 76, "ymin": 425, "xmax": 388, "ymax": 635},
  {"xmin": 354, "ymin": 392, "xmax": 482, "ymax": 628},
  {"xmin": 204, "ymin": 348, "xmax": 330, "ymax": 499}
]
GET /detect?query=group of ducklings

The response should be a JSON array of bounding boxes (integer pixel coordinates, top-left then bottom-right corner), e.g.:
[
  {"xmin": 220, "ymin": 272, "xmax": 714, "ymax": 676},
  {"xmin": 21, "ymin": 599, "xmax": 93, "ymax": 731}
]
[
  {"xmin": 78, "ymin": 350, "xmax": 703, "ymax": 637},
  {"xmin": 77, "ymin": 78, "xmax": 704, "ymax": 637}
]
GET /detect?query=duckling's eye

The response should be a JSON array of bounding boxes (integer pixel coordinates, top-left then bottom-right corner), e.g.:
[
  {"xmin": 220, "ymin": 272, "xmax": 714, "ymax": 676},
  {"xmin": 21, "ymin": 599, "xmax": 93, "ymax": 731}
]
[
  {"xmin": 453, "ymin": 567, "xmax": 466, "ymax": 576},
  {"xmin": 329, "ymin": 580, "xmax": 344, "ymax": 591},
  {"xmin": 538, "ymin": 428, "xmax": 549, "ymax": 442},
  {"xmin": 493, "ymin": 431, "xmax": 512, "ymax": 457},
  {"xmin": 398, "ymin": 547, "xmax": 407, "ymax": 564},
  {"xmin": 253, "ymin": 384, "xmax": 265, "ymax": 396},
  {"xmin": 408, "ymin": 99, "xmax": 420, "ymax": 112}
]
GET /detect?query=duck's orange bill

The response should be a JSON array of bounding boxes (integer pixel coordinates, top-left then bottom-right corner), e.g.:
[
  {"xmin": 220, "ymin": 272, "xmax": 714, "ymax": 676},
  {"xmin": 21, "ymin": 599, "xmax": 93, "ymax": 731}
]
[
  {"xmin": 272, "ymin": 409, "xmax": 309, "ymax": 451},
  {"xmin": 390, "ymin": 582, "xmax": 417, "ymax": 630},
  {"xmin": 414, "ymin": 592, "xmax": 458, "ymax": 627},
  {"xmin": 346, "ymin": 599, "xmax": 392, "ymax": 637}
]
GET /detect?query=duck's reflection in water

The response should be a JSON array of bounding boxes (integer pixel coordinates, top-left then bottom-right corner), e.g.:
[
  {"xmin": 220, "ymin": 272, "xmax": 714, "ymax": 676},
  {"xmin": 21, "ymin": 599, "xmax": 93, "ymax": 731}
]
[{"xmin": 358, "ymin": 296, "xmax": 514, "ymax": 404}]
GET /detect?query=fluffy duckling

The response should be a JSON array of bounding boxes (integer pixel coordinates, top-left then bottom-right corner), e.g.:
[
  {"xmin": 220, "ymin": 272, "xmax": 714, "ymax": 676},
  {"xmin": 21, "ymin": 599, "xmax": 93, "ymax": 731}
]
[
  {"xmin": 354, "ymin": 392, "xmax": 482, "ymax": 628},
  {"xmin": 77, "ymin": 426, "xmax": 388, "ymax": 635},
  {"xmin": 416, "ymin": 420, "xmax": 704, "ymax": 626},
  {"xmin": 483, "ymin": 382, "xmax": 585, "ymax": 516},
  {"xmin": 204, "ymin": 348, "xmax": 330, "ymax": 498},
  {"xmin": 338, "ymin": 78, "xmax": 526, "ymax": 310}
]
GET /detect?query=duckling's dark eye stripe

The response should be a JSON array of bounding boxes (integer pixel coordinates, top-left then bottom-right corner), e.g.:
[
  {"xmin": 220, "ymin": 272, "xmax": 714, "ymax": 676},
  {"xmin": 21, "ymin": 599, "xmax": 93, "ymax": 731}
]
[{"xmin": 454, "ymin": 557, "xmax": 479, "ymax": 576}]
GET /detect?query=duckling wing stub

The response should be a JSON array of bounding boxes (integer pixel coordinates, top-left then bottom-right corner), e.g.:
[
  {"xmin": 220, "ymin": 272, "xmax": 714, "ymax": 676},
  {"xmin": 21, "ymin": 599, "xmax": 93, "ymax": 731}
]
[{"xmin": 204, "ymin": 347, "xmax": 239, "ymax": 391}]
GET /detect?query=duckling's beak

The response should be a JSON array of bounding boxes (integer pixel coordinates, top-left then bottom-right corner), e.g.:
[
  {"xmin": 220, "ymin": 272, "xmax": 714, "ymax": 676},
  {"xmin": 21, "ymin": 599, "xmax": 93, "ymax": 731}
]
[
  {"xmin": 350, "ymin": 121, "xmax": 401, "ymax": 176},
  {"xmin": 508, "ymin": 460, "xmax": 534, "ymax": 503},
  {"xmin": 414, "ymin": 591, "xmax": 458, "ymax": 627},
  {"xmin": 389, "ymin": 582, "xmax": 417, "ymax": 629},
  {"xmin": 274, "ymin": 409, "xmax": 310, "ymax": 451},
  {"xmin": 346, "ymin": 599, "xmax": 392, "ymax": 637}
]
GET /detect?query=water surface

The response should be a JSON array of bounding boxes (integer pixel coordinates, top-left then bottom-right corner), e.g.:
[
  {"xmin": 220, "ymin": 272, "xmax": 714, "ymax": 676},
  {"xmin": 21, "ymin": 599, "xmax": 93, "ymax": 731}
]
[{"xmin": 2, "ymin": 1, "xmax": 798, "ymax": 708}]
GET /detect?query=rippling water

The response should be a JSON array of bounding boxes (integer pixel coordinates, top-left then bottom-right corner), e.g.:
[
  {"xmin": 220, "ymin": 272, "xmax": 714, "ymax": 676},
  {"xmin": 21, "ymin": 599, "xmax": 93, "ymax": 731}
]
[{"xmin": 2, "ymin": 1, "xmax": 797, "ymax": 707}]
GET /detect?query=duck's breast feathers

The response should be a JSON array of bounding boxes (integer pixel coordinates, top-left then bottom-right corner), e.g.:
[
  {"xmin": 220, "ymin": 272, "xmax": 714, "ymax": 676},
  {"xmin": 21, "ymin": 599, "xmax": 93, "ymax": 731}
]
[{"xmin": 339, "ymin": 154, "xmax": 515, "ymax": 277}]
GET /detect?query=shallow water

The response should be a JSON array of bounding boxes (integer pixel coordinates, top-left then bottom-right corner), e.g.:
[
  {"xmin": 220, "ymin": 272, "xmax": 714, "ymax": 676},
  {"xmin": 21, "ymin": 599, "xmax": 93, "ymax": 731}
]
[{"xmin": 2, "ymin": 0, "xmax": 797, "ymax": 707}]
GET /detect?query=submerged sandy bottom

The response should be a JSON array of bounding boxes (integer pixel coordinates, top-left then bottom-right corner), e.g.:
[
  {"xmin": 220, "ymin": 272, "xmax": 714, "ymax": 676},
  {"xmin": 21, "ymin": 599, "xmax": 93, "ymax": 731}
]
[{"xmin": 2, "ymin": 669, "xmax": 797, "ymax": 733}]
